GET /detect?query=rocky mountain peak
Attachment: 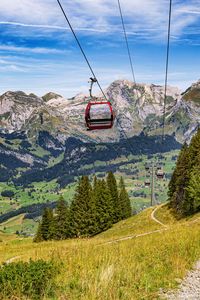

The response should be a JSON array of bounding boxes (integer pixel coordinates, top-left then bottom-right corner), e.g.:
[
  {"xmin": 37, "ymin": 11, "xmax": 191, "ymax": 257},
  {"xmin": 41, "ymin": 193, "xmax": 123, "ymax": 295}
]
[
  {"xmin": 42, "ymin": 92, "xmax": 62, "ymax": 102},
  {"xmin": 0, "ymin": 79, "xmax": 200, "ymax": 143},
  {"xmin": 182, "ymin": 80, "xmax": 200, "ymax": 104},
  {"xmin": 0, "ymin": 91, "xmax": 43, "ymax": 132}
]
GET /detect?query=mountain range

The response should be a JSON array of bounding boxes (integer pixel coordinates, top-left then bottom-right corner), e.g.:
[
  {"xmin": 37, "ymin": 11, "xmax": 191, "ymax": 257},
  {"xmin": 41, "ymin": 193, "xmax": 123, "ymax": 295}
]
[{"xmin": 0, "ymin": 79, "xmax": 199, "ymax": 185}]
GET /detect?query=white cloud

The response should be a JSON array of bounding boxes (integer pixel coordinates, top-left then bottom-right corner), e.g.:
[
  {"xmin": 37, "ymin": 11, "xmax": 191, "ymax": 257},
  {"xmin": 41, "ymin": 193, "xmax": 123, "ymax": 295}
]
[
  {"xmin": 0, "ymin": 0, "xmax": 57, "ymax": 24},
  {"xmin": 0, "ymin": 1, "xmax": 199, "ymax": 97},
  {"xmin": 0, "ymin": 0, "xmax": 199, "ymax": 41},
  {"xmin": 0, "ymin": 45, "xmax": 65, "ymax": 54},
  {"xmin": 0, "ymin": 21, "xmax": 109, "ymax": 33}
]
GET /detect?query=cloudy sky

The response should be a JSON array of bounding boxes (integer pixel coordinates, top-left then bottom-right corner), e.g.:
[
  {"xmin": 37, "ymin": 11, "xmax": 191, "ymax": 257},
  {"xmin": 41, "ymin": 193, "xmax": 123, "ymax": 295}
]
[{"xmin": 0, "ymin": 0, "xmax": 199, "ymax": 97}]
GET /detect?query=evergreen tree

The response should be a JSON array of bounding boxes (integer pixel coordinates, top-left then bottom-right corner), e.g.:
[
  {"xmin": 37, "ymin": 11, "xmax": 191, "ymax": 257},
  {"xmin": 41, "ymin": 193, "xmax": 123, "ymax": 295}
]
[
  {"xmin": 168, "ymin": 144, "xmax": 191, "ymax": 215},
  {"xmin": 70, "ymin": 176, "xmax": 96, "ymax": 237},
  {"xmin": 168, "ymin": 143, "xmax": 188, "ymax": 200},
  {"xmin": 94, "ymin": 179, "xmax": 113, "ymax": 233},
  {"xmin": 40, "ymin": 208, "xmax": 55, "ymax": 241},
  {"xmin": 169, "ymin": 128, "xmax": 200, "ymax": 216},
  {"xmin": 119, "ymin": 177, "xmax": 132, "ymax": 219},
  {"xmin": 93, "ymin": 175, "xmax": 98, "ymax": 190},
  {"xmin": 33, "ymin": 221, "xmax": 43, "ymax": 243},
  {"xmin": 186, "ymin": 168, "xmax": 200, "ymax": 213},
  {"xmin": 106, "ymin": 172, "xmax": 121, "ymax": 223},
  {"xmin": 54, "ymin": 195, "xmax": 70, "ymax": 240},
  {"xmin": 188, "ymin": 128, "xmax": 200, "ymax": 165}
]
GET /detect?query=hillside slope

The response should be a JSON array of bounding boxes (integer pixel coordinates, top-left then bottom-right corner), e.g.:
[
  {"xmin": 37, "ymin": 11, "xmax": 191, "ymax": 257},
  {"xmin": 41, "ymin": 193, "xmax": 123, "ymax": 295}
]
[{"xmin": 0, "ymin": 204, "xmax": 199, "ymax": 300}]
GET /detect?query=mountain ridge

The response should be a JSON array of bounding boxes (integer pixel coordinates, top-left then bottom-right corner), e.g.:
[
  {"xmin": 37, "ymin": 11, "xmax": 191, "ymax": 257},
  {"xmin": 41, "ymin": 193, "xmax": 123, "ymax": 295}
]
[
  {"xmin": 1, "ymin": 79, "xmax": 199, "ymax": 144},
  {"xmin": 0, "ymin": 79, "xmax": 199, "ymax": 185}
]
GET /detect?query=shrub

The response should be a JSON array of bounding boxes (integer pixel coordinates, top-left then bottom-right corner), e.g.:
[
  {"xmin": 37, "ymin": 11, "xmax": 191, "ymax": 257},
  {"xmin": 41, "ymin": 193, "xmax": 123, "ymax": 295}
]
[
  {"xmin": 0, "ymin": 259, "xmax": 61, "ymax": 299},
  {"xmin": 1, "ymin": 190, "xmax": 14, "ymax": 198}
]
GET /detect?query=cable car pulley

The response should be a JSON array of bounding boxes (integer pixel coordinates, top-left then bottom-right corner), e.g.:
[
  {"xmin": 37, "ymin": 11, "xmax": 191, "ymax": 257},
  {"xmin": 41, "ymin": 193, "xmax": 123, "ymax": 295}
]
[{"xmin": 85, "ymin": 78, "xmax": 114, "ymax": 130}]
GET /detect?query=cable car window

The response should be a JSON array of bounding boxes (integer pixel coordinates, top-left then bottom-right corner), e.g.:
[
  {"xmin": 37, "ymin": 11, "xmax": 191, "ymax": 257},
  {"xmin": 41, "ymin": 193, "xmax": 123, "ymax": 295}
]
[{"xmin": 89, "ymin": 103, "xmax": 111, "ymax": 120}]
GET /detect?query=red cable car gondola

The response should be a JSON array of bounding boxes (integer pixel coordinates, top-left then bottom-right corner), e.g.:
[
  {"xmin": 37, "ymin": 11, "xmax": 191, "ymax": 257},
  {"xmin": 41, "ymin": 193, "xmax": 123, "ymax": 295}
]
[
  {"xmin": 156, "ymin": 169, "xmax": 165, "ymax": 179},
  {"xmin": 85, "ymin": 78, "xmax": 114, "ymax": 130}
]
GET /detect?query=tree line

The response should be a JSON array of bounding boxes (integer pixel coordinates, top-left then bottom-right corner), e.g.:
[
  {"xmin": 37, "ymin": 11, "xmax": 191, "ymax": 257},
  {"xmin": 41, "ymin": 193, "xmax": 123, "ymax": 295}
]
[
  {"xmin": 0, "ymin": 202, "xmax": 57, "ymax": 223},
  {"xmin": 168, "ymin": 128, "xmax": 200, "ymax": 216},
  {"xmin": 34, "ymin": 172, "xmax": 132, "ymax": 242}
]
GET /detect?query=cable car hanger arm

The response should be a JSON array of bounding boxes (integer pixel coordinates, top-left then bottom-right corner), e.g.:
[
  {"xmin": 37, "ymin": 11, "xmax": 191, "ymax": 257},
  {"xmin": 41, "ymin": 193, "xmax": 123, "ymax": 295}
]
[{"xmin": 89, "ymin": 77, "xmax": 97, "ymax": 100}]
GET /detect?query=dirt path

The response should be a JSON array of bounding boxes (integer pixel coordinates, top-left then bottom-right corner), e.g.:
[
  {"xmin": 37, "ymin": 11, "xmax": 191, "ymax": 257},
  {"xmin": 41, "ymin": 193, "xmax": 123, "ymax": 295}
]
[
  {"xmin": 102, "ymin": 204, "xmax": 199, "ymax": 246},
  {"xmin": 5, "ymin": 256, "xmax": 21, "ymax": 264},
  {"xmin": 103, "ymin": 227, "xmax": 168, "ymax": 245},
  {"xmin": 162, "ymin": 261, "xmax": 200, "ymax": 300},
  {"xmin": 150, "ymin": 205, "xmax": 168, "ymax": 227},
  {"xmin": 102, "ymin": 205, "xmax": 169, "ymax": 245}
]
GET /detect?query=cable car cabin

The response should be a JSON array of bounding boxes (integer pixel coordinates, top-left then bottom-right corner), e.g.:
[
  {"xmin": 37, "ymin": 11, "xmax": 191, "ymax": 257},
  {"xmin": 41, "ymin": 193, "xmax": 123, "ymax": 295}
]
[
  {"xmin": 156, "ymin": 169, "xmax": 164, "ymax": 179},
  {"xmin": 145, "ymin": 180, "xmax": 151, "ymax": 187},
  {"xmin": 145, "ymin": 164, "xmax": 150, "ymax": 171},
  {"xmin": 85, "ymin": 101, "xmax": 114, "ymax": 130},
  {"xmin": 156, "ymin": 164, "xmax": 162, "ymax": 170}
]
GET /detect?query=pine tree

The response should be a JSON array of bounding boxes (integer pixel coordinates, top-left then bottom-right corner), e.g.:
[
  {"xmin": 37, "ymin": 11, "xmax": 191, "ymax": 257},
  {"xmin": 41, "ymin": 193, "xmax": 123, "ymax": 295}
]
[
  {"xmin": 168, "ymin": 143, "xmax": 191, "ymax": 215},
  {"xmin": 188, "ymin": 128, "xmax": 200, "ymax": 166},
  {"xmin": 33, "ymin": 221, "xmax": 43, "ymax": 243},
  {"xmin": 54, "ymin": 195, "xmax": 70, "ymax": 240},
  {"xmin": 94, "ymin": 179, "xmax": 113, "ymax": 233},
  {"xmin": 186, "ymin": 168, "xmax": 200, "ymax": 213},
  {"xmin": 40, "ymin": 208, "xmax": 55, "ymax": 241},
  {"xmin": 106, "ymin": 172, "xmax": 121, "ymax": 223},
  {"xmin": 168, "ymin": 143, "xmax": 188, "ymax": 200},
  {"xmin": 93, "ymin": 175, "xmax": 98, "ymax": 190},
  {"xmin": 119, "ymin": 177, "xmax": 132, "ymax": 219},
  {"xmin": 169, "ymin": 128, "xmax": 200, "ymax": 216},
  {"xmin": 70, "ymin": 176, "xmax": 96, "ymax": 237}
]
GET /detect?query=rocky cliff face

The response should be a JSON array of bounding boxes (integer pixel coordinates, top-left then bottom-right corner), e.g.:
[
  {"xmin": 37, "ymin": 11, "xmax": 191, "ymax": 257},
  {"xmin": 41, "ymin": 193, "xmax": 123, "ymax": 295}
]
[
  {"xmin": 182, "ymin": 80, "xmax": 200, "ymax": 103},
  {"xmin": 1, "ymin": 79, "xmax": 200, "ymax": 144},
  {"xmin": 1, "ymin": 79, "xmax": 200, "ymax": 185},
  {"xmin": 0, "ymin": 91, "xmax": 43, "ymax": 132}
]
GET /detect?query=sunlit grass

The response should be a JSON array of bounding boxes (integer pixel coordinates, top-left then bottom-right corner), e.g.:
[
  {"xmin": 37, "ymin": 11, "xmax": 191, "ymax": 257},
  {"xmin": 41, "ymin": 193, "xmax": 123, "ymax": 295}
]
[
  {"xmin": 95, "ymin": 207, "xmax": 161, "ymax": 241},
  {"xmin": 0, "ymin": 205, "xmax": 199, "ymax": 299}
]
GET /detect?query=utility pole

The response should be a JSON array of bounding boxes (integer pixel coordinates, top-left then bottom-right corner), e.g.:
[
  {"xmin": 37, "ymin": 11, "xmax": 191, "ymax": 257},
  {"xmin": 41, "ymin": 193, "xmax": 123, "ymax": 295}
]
[
  {"xmin": 145, "ymin": 160, "xmax": 164, "ymax": 206},
  {"xmin": 150, "ymin": 162, "xmax": 155, "ymax": 206}
]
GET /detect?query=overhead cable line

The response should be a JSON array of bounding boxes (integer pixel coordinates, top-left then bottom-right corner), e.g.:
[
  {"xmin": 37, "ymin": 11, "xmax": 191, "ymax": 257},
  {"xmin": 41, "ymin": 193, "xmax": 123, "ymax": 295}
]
[
  {"xmin": 56, "ymin": 0, "xmax": 107, "ymax": 100},
  {"xmin": 117, "ymin": 0, "xmax": 136, "ymax": 84},
  {"xmin": 116, "ymin": 0, "xmax": 147, "ymax": 160},
  {"xmin": 56, "ymin": 0, "xmax": 139, "ymax": 157},
  {"xmin": 162, "ymin": 0, "xmax": 173, "ymax": 143}
]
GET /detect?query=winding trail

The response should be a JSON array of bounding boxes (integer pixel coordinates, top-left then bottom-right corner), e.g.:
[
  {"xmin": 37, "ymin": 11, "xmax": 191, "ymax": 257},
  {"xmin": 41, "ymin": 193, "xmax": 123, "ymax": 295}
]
[
  {"xmin": 5, "ymin": 256, "xmax": 21, "ymax": 264},
  {"xmin": 2, "ymin": 204, "xmax": 200, "ymax": 299},
  {"xmin": 102, "ymin": 204, "xmax": 199, "ymax": 246},
  {"xmin": 150, "ymin": 204, "xmax": 168, "ymax": 227},
  {"xmin": 104, "ymin": 227, "xmax": 168, "ymax": 245},
  {"xmin": 102, "ymin": 204, "xmax": 169, "ymax": 245}
]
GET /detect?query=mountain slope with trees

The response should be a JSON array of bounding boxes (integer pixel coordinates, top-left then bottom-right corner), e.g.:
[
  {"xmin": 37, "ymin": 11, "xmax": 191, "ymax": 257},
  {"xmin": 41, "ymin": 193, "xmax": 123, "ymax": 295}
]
[
  {"xmin": 1, "ymin": 79, "xmax": 200, "ymax": 188},
  {"xmin": 168, "ymin": 128, "xmax": 200, "ymax": 216},
  {"xmin": 34, "ymin": 173, "xmax": 132, "ymax": 241}
]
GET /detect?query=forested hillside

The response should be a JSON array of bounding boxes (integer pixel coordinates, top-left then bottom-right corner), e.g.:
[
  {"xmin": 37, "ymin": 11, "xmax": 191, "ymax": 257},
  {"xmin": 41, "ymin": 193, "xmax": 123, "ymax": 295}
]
[
  {"xmin": 34, "ymin": 173, "xmax": 131, "ymax": 241},
  {"xmin": 169, "ymin": 128, "xmax": 200, "ymax": 216}
]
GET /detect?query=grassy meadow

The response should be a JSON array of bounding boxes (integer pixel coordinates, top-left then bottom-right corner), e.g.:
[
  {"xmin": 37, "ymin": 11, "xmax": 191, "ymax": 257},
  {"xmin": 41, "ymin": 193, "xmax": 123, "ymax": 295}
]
[
  {"xmin": 0, "ymin": 204, "xmax": 199, "ymax": 300},
  {"xmin": 0, "ymin": 150, "xmax": 178, "ymax": 237}
]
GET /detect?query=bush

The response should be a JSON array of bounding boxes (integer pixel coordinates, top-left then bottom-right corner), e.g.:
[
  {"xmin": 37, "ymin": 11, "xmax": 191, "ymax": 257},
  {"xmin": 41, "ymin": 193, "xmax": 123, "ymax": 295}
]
[
  {"xmin": 1, "ymin": 190, "xmax": 14, "ymax": 198},
  {"xmin": 0, "ymin": 259, "xmax": 61, "ymax": 299}
]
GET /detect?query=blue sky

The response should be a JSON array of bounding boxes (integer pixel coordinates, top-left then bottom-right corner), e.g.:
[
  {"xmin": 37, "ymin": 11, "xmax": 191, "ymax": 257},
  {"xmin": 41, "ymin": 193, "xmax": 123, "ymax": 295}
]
[{"xmin": 0, "ymin": 0, "xmax": 199, "ymax": 97}]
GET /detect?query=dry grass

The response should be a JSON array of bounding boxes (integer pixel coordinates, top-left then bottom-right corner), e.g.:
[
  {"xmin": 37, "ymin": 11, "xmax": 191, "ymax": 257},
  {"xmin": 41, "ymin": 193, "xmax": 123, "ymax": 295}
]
[{"xmin": 0, "ymin": 205, "xmax": 199, "ymax": 299}]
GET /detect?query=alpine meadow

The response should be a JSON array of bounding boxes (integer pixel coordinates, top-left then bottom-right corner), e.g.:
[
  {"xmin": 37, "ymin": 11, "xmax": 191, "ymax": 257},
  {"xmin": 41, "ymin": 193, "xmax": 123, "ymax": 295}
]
[{"xmin": 0, "ymin": 0, "xmax": 200, "ymax": 299}]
